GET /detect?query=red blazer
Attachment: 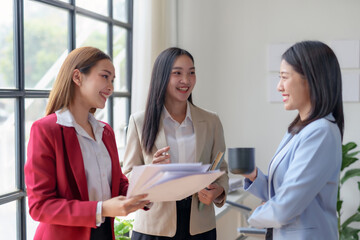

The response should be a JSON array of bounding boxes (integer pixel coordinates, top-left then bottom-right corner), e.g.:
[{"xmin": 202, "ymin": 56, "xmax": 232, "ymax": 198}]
[{"xmin": 25, "ymin": 113, "xmax": 128, "ymax": 240}]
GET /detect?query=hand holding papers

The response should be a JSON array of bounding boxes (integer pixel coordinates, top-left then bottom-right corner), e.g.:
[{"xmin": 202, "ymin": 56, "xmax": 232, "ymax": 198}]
[
  {"xmin": 199, "ymin": 152, "xmax": 225, "ymax": 210},
  {"xmin": 126, "ymin": 163, "xmax": 225, "ymax": 202}
]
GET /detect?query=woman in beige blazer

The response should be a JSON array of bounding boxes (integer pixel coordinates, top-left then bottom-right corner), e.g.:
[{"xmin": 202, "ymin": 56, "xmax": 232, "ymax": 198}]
[{"xmin": 122, "ymin": 47, "xmax": 229, "ymax": 239}]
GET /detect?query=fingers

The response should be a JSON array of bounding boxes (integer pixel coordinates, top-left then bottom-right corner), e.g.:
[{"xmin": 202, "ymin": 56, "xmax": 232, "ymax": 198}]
[
  {"xmin": 129, "ymin": 194, "xmax": 148, "ymax": 201},
  {"xmin": 152, "ymin": 146, "xmax": 171, "ymax": 164},
  {"xmin": 102, "ymin": 195, "xmax": 150, "ymax": 217},
  {"xmin": 154, "ymin": 146, "xmax": 170, "ymax": 157},
  {"xmin": 127, "ymin": 199, "xmax": 150, "ymax": 213},
  {"xmin": 152, "ymin": 156, "xmax": 170, "ymax": 164},
  {"xmin": 198, "ymin": 184, "xmax": 223, "ymax": 202},
  {"xmin": 198, "ymin": 191, "xmax": 211, "ymax": 205},
  {"xmin": 199, "ymin": 189, "xmax": 208, "ymax": 195},
  {"xmin": 242, "ymin": 167, "xmax": 258, "ymax": 181},
  {"xmin": 126, "ymin": 194, "xmax": 150, "ymax": 209},
  {"xmin": 128, "ymin": 194, "xmax": 150, "ymax": 204},
  {"xmin": 198, "ymin": 189, "xmax": 209, "ymax": 201},
  {"xmin": 206, "ymin": 183, "xmax": 218, "ymax": 190}
]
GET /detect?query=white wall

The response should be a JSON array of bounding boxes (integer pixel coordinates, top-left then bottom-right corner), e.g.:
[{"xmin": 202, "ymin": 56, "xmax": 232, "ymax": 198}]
[
  {"xmin": 176, "ymin": 0, "xmax": 360, "ymax": 226},
  {"xmin": 132, "ymin": 0, "xmax": 178, "ymax": 112}
]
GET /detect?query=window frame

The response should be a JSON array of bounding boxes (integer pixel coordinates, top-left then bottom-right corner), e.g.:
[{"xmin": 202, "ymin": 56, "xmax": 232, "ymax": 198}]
[{"xmin": 0, "ymin": 0, "xmax": 133, "ymax": 238}]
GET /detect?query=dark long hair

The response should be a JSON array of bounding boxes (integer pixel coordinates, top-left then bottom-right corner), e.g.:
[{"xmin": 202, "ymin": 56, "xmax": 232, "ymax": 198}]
[
  {"xmin": 142, "ymin": 47, "xmax": 194, "ymax": 153},
  {"xmin": 282, "ymin": 41, "xmax": 344, "ymax": 139}
]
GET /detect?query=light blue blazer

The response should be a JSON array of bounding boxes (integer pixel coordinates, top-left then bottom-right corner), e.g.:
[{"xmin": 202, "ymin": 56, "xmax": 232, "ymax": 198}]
[{"xmin": 244, "ymin": 114, "xmax": 342, "ymax": 240}]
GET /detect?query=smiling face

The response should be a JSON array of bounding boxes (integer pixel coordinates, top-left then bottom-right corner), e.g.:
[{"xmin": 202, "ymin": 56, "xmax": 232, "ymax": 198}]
[
  {"xmin": 75, "ymin": 59, "xmax": 115, "ymax": 110},
  {"xmin": 277, "ymin": 59, "xmax": 312, "ymax": 120},
  {"xmin": 164, "ymin": 54, "xmax": 196, "ymax": 106}
]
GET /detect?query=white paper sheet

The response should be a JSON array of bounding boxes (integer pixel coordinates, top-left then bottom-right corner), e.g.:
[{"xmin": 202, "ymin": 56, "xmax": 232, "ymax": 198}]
[{"xmin": 126, "ymin": 163, "xmax": 225, "ymax": 202}]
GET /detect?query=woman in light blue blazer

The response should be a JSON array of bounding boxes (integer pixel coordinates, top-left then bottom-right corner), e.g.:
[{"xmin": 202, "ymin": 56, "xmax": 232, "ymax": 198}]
[{"xmin": 242, "ymin": 41, "xmax": 344, "ymax": 240}]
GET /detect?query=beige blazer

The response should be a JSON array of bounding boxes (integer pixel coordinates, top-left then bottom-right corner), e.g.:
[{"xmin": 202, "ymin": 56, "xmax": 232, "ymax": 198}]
[{"xmin": 122, "ymin": 103, "xmax": 229, "ymax": 237}]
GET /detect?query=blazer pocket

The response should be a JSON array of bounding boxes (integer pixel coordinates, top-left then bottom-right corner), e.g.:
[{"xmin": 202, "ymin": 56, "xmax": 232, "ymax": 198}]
[
  {"xmin": 280, "ymin": 227, "xmax": 319, "ymax": 240},
  {"xmin": 285, "ymin": 227, "xmax": 317, "ymax": 232}
]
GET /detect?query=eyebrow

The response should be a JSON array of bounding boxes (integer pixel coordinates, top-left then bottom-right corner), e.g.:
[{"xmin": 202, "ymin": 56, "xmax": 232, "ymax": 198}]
[
  {"xmin": 102, "ymin": 69, "xmax": 113, "ymax": 75},
  {"xmin": 279, "ymin": 71, "xmax": 290, "ymax": 75},
  {"xmin": 102, "ymin": 69, "xmax": 116, "ymax": 79},
  {"xmin": 172, "ymin": 67, "xmax": 196, "ymax": 70}
]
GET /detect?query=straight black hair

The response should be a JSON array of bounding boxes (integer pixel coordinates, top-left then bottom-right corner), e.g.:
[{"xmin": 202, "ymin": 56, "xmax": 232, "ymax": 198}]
[
  {"xmin": 282, "ymin": 40, "xmax": 344, "ymax": 139},
  {"xmin": 142, "ymin": 47, "xmax": 194, "ymax": 153}
]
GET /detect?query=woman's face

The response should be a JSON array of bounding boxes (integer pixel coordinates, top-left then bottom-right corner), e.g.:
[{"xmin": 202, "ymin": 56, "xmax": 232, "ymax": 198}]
[
  {"xmin": 76, "ymin": 59, "xmax": 115, "ymax": 110},
  {"xmin": 277, "ymin": 59, "xmax": 311, "ymax": 120},
  {"xmin": 165, "ymin": 55, "xmax": 196, "ymax": 105}
]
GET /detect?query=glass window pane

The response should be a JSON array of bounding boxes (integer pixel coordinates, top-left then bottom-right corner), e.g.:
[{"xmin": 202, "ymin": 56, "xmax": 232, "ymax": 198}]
[
  {"xmin": 113, "ymin": 97, "xmax": 129, "ymax": 164},
  {"xmin": 25, "ymin": 98, "xmax": 48, "ymax": 160},
  {"xmin": 0, "ymin": 201, "xmax": 16, "ymax": 240},
  {"xmin": 77, "ymin": 0, "xmax": 108, "ymax": 16},
  {"xmin": 24, "ymin": 1, "xmax": 68, "ymax": 90},
  {"xmin": 114, "ymin": 0, "xmax": 128, "ymax": 23},
  {"xmin": 26, "ymin": 197, "xmax": 39, "ymax": 240},
  {"xmin": 0, "ymin": 1, "xmax": 14, "ymax": 89},
  {"xmin": 76, "ymin": 15, "xmax": 107, "ymax": 53},
  {"xmin": 0, "ymin": 99, "xmax": 16, "ymax": 195},
  {"xmin": 113, "ymin": 27, "xmax": 128, "ymax": 92}
]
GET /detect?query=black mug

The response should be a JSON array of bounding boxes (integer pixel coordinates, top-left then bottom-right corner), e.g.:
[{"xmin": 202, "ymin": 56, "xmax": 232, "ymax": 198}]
[{"xmin": 227, "ymin": 147, "xmax": 255, "ymax": 174}]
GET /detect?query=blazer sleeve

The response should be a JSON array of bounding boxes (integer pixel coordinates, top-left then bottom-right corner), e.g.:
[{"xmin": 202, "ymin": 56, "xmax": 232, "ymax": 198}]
[
  {"xmin": 244, "ymin": 169, "xmax": 269, "ymax": 202},
  {"xmin": 212, "ymin": 114, "xmax": 229, "ymax": 207},
  {"xmin": 25, "ymin": 120, "xmax": 98, "ymax": 228},
  {"xmin": 248, "ymin": 122, "xmax": 341, "ymax": 228},
  {"xmin": 122, "ymin": 114, "xmax": 145, "ymax": 178}
]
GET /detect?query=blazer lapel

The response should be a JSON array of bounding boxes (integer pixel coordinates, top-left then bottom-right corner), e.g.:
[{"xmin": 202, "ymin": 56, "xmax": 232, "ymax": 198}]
[
  {"xmin": 62, "ymin": 126, "xmax": 89, "ymax": 201},
  {"xmin": 268, "ymin": 134, "xmax": 295, "ymax": 197},
  {"xmin": 190, "ymin": 105, "xmax": 207, "ymax": 163},
  {"xmin": 271, "ymin": 133, "xmax": 293, "ymax": 160},
  {"xmin": 102, "ymin": 127, "xmax": 121, "ymax": 197}
]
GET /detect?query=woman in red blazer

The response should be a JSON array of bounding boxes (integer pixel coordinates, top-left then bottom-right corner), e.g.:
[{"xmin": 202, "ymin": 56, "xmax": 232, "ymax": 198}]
[{"xmin": 25, "ymin": 47, "xmax": 149, "ymax": 240}]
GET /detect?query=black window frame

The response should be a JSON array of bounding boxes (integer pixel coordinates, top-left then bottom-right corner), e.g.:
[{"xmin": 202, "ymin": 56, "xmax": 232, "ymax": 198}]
[{"xmin": 0, "ymin": 0, "xmax": 133, "ymax": 238}]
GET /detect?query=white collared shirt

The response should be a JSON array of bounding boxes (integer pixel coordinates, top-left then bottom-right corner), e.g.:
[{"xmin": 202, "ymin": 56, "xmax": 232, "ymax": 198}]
[
  {"xmin": 162, "ymin": 102, "xmax": 196, "ymax": 163},
  {"xmin": 56, "ymin": 109, "xmax": 111, "ymax": 225}
]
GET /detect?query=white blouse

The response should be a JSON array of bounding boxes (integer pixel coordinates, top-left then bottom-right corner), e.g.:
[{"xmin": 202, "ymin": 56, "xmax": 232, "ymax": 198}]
[
  {"xmin": 162, "ymin": 102, "xmax": 196, "ymax": 164},
  {"xmin": 56, "ymin": 109, "xmax": 111, "ymax": 225}
]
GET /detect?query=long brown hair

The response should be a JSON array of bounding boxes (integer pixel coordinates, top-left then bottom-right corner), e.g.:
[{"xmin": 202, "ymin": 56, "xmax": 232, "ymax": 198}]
[{"xmin": 45, "ymin": 47, "xmax": 111, "ymax": 116}]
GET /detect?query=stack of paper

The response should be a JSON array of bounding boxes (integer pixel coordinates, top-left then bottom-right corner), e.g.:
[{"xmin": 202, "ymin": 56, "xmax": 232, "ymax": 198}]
[{"xmin": 126, "ymin": 163, "xmax": 225, "ymax": 202}]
